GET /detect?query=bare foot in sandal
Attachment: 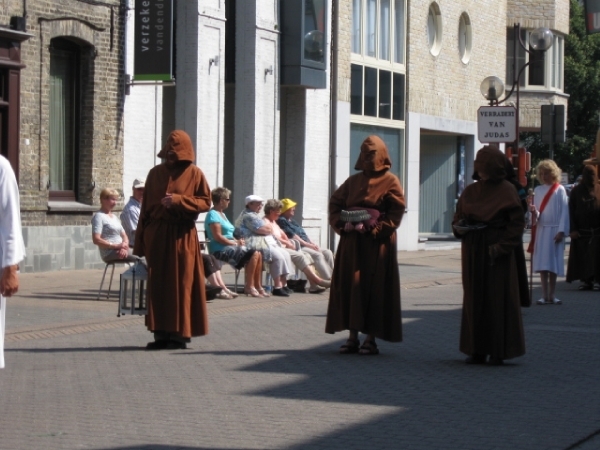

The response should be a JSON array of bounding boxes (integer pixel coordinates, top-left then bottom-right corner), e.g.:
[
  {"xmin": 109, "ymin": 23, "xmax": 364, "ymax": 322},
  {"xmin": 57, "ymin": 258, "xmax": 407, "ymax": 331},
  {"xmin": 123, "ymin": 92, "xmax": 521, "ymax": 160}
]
[
  {"xmin": 359, "ymin": 339, "xmax": 379, "ymax": 355},
  {"xmin": 339, "ymin": 338, "xmax": 360, "ymax": 354}
]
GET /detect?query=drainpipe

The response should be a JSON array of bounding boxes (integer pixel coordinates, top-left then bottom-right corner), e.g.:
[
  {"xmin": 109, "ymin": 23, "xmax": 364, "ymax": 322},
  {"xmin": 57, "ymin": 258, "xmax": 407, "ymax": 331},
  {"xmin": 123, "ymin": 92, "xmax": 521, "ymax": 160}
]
[{"xmin": 328, "ymin": 0, "xmax": 339, "ymax": 251}]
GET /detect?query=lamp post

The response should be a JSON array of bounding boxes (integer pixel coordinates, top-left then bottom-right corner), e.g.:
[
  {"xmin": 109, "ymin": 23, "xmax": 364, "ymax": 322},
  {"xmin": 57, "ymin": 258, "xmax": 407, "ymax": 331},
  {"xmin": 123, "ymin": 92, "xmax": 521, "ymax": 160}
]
[{"xmin": 480, "ymin": 23, "xmax": 554, "ymax": 152}]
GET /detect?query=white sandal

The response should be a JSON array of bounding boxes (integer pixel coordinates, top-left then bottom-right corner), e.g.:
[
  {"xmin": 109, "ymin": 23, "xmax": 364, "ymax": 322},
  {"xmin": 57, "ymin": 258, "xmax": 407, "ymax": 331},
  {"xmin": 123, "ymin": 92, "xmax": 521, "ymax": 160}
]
[
  {"xmin": 225, "ymin": 288, "xmax": 239, "ymax": 298},
  {"xmin": 216, "ymin": 291, "xmax": 233, "ymax": 300}
]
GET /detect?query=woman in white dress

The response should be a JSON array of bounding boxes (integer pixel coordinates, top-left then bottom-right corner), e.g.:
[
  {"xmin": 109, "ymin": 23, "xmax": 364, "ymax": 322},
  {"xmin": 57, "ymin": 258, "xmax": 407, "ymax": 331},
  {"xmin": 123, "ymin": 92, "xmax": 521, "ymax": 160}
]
[{"xmin": 529, "ymin": 160, "xmax": 569, "ymax": 305}]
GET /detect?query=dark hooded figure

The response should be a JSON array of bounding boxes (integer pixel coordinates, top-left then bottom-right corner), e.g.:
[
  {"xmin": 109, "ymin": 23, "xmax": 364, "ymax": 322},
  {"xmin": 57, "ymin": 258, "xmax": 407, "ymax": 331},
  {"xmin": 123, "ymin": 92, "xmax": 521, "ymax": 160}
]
[
  {"xmin": 326, "ymin": 135, "xmax": 406, "ymax": 355},
  {"xmin": 453, "ymin": 145, "xmax": 526, "ymax": 365},
  {"xmin": 566, "ymin": 165, "xmax": 600, "ymax": 289},
  {"xmin": 473, "ymin": 159, "xmax": 530, "ymax": 307},
  {"xmin": 134, "ymin": 130, "xmax": 212, "ymax": 350}
]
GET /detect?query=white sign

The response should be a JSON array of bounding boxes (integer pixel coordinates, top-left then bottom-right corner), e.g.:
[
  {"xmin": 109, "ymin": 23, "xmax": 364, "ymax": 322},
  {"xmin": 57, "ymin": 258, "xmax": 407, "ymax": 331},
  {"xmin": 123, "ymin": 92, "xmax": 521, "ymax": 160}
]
[{"xmin": 478, "ymin": 106, "xmax": 517, "ymax": 143}]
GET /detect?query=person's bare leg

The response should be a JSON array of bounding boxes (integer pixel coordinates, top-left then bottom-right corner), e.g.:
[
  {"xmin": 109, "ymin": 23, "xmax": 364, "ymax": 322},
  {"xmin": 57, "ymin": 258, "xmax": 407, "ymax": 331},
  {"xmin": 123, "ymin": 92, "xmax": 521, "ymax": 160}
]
[
  {"xmin": 548, "ymin": 272, "xmax": 558, "ymax": 301},
  {"xmin": 207, "ymin": 272, "xmax": 224, "ymax": 289},
  {"xmin": 253, "ymin": 252, "xmax": 264, "ymax": 290},
  {"xmin": 540, "ymin": 271, "xmax": 549, "ymax": 302},
  {"xmin": 245, "ymin": 252, "xmax": 258, "ymax": 290}
]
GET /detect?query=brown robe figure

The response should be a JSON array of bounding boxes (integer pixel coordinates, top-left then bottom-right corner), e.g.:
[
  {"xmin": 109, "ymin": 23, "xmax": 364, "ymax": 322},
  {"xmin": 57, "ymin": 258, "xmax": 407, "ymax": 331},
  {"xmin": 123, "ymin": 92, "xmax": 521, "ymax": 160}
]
[
  {"xmin": 134, "ymin": 130, "xmax": 212, "ymax": 350},
  {"xmin": 566, "ymin": 165, "xmax": 600, "ymax": 289},
  {"xmin": 326, "ymin": 135, "xmax": 406, "ymax": 354},
  {"xmin": 453, "ymin": 145, "xmax": 526, "ymax": 365}
]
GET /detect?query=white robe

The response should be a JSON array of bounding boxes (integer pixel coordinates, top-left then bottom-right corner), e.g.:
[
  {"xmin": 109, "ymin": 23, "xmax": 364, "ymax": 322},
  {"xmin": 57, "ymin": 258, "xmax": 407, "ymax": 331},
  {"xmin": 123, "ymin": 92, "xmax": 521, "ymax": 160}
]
[
  {"xmin": 0, "ymin": 156, "xmax": 25, "ymax": 368},
  {"xmin": 532, "ymin": 183, "xmax": 569, "ymax": 276}
]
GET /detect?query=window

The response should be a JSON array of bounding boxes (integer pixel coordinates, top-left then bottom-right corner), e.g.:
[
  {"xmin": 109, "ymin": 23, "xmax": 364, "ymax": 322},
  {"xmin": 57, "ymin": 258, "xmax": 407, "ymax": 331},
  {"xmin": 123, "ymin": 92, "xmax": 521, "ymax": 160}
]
[
  {"xmin": 49, "ymin": 39, "xmax": 80, "ymax": 200},
  {"xmin": 427, "ymin": 3, "xmax": 442, "ymax": 56},
  {"xmin": 351, "ymin": 64, "xmax": 405, "ymax": 120},
  {"xmin": 352, "ymin": 0, "xmax": 405, "ymax": 64},
  {"xmin": 350, "ymin": 0, "xmax": 406, "ymax": 121},
  {"xmin": 304, "ymin": 0, "xmax": 326, "ymax": 64},
  {"xmin": 458, "ymin": 13, "xmax": 472, "ymax": 64},
  {"xmin": 350, "ymin": 1, "xmax": 406, "ymax": 176},
  {"xmin": 506, "ymin": 28, "xmax": 564, "ymax": 91}
]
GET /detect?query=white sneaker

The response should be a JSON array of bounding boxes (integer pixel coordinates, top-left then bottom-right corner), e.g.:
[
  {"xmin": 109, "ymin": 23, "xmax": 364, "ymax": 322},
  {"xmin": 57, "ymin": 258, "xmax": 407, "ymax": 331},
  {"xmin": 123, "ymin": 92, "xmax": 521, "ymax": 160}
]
[
  {"xmin": 552, "ymin": 298, "xmax": 562, "ymax": 305},
  {"xmin": 536, "ymin": 298, "xmax": 547, "ymax": 305}
]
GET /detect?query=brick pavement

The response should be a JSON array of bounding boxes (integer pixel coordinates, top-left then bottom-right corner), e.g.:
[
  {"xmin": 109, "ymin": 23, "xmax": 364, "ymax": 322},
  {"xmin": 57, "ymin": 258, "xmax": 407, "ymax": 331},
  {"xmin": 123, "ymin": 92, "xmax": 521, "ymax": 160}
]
[{"xmin": 0, "ymin": 247, "xmax": 598, "ymax": 450}]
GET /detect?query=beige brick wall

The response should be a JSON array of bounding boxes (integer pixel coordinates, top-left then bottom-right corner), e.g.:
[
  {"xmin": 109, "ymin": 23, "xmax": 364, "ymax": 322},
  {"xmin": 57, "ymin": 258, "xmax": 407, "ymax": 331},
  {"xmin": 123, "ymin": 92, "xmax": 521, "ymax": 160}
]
[
  {"xmin": 407, "ymin": 0, "xmax": 508, "ymax": 122},
  {"xmin": 1, "ymin": 0, "xmax": 125, "ymax": 226},
  {"xmin": 507, "ymin": 0, "xmax": 570, "ymax": 34}
]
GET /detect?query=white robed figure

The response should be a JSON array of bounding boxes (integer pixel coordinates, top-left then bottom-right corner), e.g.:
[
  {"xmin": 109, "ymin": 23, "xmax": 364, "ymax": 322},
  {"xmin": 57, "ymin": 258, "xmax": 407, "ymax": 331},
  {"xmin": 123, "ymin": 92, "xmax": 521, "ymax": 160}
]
[
  {"xmin": 0, "ymin": 155, "xmax": 25, "ymax": 368},
  {"xmin": 531, "ymin": 183, "xmax": 569, "ymax": 276}
]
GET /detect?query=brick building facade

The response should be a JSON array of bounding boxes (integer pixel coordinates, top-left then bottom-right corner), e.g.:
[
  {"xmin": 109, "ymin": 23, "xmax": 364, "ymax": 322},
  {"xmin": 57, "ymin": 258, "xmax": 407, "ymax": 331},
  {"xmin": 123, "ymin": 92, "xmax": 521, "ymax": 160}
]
[{"xmin": 3, "ymin": 0, "xmax": 126, "ymax": 271}]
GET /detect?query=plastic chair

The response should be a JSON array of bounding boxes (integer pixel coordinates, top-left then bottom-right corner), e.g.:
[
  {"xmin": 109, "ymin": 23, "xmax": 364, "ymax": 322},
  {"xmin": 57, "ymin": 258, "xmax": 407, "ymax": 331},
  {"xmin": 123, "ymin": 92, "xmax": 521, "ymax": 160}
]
[{"xmin": 96, "ymin": 260, "xmax": 132, "ymax": 300}]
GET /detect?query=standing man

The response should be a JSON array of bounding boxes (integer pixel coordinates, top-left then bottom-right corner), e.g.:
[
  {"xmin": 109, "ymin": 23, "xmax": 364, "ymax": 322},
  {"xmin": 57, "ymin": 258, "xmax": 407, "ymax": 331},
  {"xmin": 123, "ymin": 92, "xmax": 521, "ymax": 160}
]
[
  {"xmin": 277, "ymin": 198, "xmax": 334, "ymax": 280},
  {"xmin": 134, "ymin": 130, "xmax": 212, "ymax": 350},
  {"xmin": 0, "ymin": 155, "xmax": 26, "ymax": 368},
  {"xmin": 121, "ymin": 178, "xmax": 145, "ymax": 247}
]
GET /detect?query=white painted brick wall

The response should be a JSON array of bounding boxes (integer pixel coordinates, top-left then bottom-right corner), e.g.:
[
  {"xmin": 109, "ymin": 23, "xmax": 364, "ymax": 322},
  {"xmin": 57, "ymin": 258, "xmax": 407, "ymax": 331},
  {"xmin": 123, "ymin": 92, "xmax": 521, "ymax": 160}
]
[{"xmin": 123, "ymin": 1, "xmax": 162, "ymax": 196}]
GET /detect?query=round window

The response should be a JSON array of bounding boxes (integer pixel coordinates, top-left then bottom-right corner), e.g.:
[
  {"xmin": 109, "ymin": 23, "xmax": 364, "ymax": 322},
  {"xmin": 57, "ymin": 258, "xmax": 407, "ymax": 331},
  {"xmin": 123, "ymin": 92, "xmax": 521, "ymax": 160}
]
[
  {"xmin": 427, "ymin": 3, "xmax": 443, "ymax": 56},
  {"xmin": 459, "ymin": 13, "xmax": 472, "ymax": 64}
]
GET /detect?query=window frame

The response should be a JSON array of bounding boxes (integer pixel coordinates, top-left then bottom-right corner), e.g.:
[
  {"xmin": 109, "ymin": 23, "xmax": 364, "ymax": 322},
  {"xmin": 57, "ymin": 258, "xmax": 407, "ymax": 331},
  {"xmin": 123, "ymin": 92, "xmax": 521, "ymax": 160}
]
[
  {"xmin": 350, "ymin": 0, "xmax": 406, "ymax": 127},
  {"xmin": 506, "ymin": 28, "xmax": 564, "ymax": 92},
  {"xmin": 352, "ymin": 0, "xmax": 406, "ymax": 66},
  {"xmin": 48, "ymin": 38, "xmax": 81, "ymax": 202}
]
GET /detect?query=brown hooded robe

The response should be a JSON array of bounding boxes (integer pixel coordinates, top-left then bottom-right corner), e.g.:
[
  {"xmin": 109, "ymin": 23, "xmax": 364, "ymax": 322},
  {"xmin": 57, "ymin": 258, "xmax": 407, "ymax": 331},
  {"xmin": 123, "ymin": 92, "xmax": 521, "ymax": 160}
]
[
  {"xmin": 453, "ymin": 146, "xmax": 525, "ymax": 360},
  {"xmin": 134, "ymin": 130, "xmax": 212, "ymax": 338},
  {"xmin": 566, "ymin": 165, "xmax": 600, "ymax": 284},
  {"xmin": 326, "ymin": 135, "xmax": 406, "ymax": 342}
]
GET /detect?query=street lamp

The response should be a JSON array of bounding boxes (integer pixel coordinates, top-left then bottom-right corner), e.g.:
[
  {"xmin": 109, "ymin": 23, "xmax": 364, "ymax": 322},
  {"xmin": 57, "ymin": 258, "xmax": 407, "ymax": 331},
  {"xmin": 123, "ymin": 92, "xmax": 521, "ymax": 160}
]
[
  {"xmin": 479, "ymin": 23, "xmax": 554, "ymax": 182},
  {"xmin": 480, "ymin": 23, "xmax": 554, "ymax": 128}
]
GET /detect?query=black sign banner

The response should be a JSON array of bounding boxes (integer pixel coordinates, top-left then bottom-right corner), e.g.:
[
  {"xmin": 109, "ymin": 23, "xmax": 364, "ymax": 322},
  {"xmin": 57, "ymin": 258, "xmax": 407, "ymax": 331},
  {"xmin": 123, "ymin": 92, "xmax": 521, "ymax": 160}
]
[
  {"xmin": 134, "ymin": 0, "xmax": 173, "ymax": 81},
  {"xmin": 585, "ymin": 0, "xmax": 600, "ymax": 34}
]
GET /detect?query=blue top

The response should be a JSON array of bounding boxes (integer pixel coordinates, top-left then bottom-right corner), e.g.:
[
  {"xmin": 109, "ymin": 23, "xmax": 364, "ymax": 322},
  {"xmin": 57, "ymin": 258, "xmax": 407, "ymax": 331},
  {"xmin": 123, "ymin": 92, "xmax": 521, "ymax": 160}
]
[
  {"xmin": 205, "ymin": 209, "xmax": 235, "ymax": 253},
  {"xmin": 276, "ymin": 216, "xmax": 310, "ymax": 243}
]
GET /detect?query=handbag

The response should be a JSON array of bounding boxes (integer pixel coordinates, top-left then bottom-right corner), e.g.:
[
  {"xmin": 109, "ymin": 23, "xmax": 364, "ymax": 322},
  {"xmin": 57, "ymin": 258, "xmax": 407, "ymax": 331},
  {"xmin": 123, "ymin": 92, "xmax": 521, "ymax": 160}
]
[{"xmin": 287, "ymin": 279, "xmax": 307, "ymax": 293}]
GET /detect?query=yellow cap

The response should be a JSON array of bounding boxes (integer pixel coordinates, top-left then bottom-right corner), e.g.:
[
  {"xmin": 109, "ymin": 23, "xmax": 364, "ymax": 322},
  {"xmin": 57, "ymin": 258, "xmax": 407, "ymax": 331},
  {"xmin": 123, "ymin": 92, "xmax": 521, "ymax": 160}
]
[{"xmin": 280, "ymin": 198, "xmax": 297, "ymax": 213}]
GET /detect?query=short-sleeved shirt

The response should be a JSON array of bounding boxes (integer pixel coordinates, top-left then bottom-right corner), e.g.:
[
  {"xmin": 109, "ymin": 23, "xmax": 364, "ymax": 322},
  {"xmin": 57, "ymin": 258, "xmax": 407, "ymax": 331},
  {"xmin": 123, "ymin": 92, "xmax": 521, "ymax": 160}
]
[
  {"xmin": 235, "ymin": 209, "xmax": 266, "ymax": 238},
  {"xmin": 120, "ymin": 197, "xmax": 141, "ymax": 246},
  {"xmin": 205, "ymin": 209, "xmax": 235, "ymax": 253},
  {"xmin": 92, "ymin": 211, "xmax": 125, "ymax": 260}
]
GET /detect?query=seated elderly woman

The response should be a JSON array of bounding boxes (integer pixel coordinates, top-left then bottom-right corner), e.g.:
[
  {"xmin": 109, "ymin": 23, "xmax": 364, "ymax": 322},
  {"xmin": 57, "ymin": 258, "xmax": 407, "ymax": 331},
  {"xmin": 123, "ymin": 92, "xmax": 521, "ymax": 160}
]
[
  {"xmin": 92, "ymin": 188, "xmax": 138, "ymax": 263},
  {"xmin": 235, "ymin": 194, "xmax": 294, "ymax": 297},
  {"xmin": 205, "ymin": 187, "xmax": 267, "ymax": 298},
  {"xmin": 263, "ymin": 199, "xmax": 331, "ymax": 294}
]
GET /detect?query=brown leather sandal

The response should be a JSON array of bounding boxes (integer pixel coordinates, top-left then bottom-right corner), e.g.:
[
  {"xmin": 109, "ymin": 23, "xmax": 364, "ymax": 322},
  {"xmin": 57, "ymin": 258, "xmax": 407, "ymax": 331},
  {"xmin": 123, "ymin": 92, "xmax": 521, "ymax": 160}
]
[
  {"xmin": 339, "ymin": 339, "xmax": 360, "ymax": 354},
  {"xmin": 359, "ymin": 340, "xmax": 379, "ymax": 355}
]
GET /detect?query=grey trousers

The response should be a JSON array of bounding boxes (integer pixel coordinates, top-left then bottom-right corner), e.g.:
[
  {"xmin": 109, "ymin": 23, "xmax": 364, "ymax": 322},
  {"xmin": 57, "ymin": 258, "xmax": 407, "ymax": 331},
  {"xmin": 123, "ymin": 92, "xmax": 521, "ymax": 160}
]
[{"xmin": 299, "ymin": 246, "xmax": 334, "ymax": 279}]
